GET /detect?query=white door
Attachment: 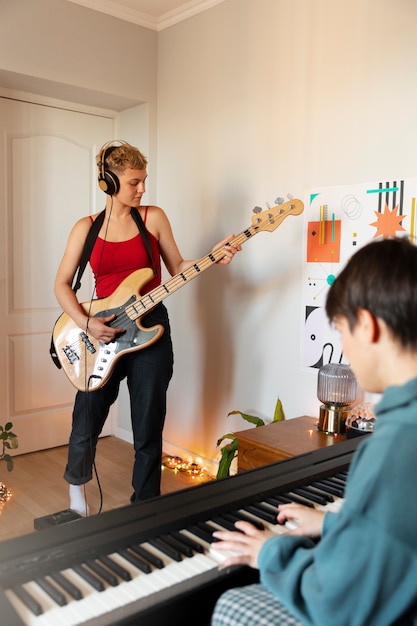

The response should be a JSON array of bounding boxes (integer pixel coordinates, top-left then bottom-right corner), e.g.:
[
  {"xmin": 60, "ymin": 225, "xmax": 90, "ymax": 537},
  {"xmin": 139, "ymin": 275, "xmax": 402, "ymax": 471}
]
[{"xmin": 0, "ymin": 94, "xmax": 115, "ymax": 454}]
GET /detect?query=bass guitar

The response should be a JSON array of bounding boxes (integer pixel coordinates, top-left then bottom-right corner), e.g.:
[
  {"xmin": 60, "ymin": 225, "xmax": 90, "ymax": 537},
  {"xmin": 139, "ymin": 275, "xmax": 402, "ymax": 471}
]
[{"xmin": 52, "ymin": 198, "xmax": 304, "ymax": 391}]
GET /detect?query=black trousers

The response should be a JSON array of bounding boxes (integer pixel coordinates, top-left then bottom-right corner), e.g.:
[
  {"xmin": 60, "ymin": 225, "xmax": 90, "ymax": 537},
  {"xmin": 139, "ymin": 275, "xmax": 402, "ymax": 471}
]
[{"xmin": 64, "ymin": 304, "xmax": 174, "ymax": 502}]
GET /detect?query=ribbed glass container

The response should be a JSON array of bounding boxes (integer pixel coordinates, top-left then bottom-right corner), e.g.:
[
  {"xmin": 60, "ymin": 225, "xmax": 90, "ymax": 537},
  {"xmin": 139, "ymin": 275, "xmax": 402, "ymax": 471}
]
[
  {"xmin": 317, "ymin": 363, "xmax": 357, "ymax": 433},
  {"xmin": 317, "ymin": 363, "xmax": 357, "ymax": 406}
]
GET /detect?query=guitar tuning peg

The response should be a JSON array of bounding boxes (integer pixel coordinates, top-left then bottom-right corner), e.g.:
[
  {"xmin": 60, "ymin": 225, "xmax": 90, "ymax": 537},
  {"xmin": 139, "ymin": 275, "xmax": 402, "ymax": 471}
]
[
  {"xmin": 253, "ymin": 206, "xmax": 262, "ymax": 214},
  {"xmin": 287, "ymin": 193, "xmax": 294, "ymax": 200},
  {"xmin": 275, "ymin": 197, "xmax": 284, "ymax": 205},
  {"xmin": 266, "ymin": 202, "xmax": 271, "ymax": 209}
]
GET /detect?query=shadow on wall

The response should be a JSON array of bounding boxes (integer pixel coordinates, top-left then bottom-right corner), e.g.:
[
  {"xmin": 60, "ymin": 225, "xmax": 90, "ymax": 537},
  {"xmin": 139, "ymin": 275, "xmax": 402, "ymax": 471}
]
[
  {"xmin": 194, "ymin": 242, "xmax": 300, "ymax": 451},
  {"xmin": 195, "ymin": 263, "xmax": 234, "ymax": 448}
]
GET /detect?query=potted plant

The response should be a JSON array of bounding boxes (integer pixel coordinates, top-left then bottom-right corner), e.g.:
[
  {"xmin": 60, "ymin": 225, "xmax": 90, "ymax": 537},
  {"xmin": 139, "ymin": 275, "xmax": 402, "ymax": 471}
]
[
  {"xmin": 0, "ymin": 422, "xmax": 18, "ymax": 505},
  {"xmin": 0, "ymin": 422, "xmax": 18, "ymax": 471},
  {"xmin": 216, "ymin": 397, "xmax": 284, "ymax": 479}
]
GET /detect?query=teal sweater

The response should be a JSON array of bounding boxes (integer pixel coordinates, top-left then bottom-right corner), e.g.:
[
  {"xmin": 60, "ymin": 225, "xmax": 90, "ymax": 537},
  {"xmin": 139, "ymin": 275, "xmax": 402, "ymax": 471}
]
[{"xmin": 258, "ymin": 378, "xmax": 417, "ymax": 625}]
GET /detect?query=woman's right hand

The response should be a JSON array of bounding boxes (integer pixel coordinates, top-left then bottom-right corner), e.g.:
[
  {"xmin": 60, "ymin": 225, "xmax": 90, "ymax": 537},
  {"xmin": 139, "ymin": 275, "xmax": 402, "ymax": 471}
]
[{"xmin": 86, "ymin": 314, "xmax": 124, "ymax": 343}]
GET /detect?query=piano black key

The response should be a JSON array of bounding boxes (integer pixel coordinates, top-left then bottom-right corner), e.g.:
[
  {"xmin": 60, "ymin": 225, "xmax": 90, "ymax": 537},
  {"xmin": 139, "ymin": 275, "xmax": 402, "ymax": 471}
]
[
  {"xmin": 243, "ymin": 504, "xmax": 278, "ymax": 525},
  {"xmin": 311, "ymin": 480, "xmax": 345, "ymax": 498},
  {"xmin": 130, "ymin": 544, "xmax": 164, "ymax": 569},
  {"xmin": 170, "ymin": 530, "xmax": 205, "ymax": 553},
  {"xmin": 35, "ymin": 576, "xmax": 67, "ymax": 606},
  {"xmin": 315, "ymin": 479, "xmax": 345, "ymax": 497},
  {"xmin": 186, "ymin": 524, "xmax": 216, "ymax": 544},
  {"xmin": 198, "ymin": 520, "xmax": 219, "ymax": 534},
  {"xmin": 301, "ymin": 484, "xmax": 334, "ymax": 502},
  {"xmin": 282, "ymin": 492, "xmax": 315, "ymax": 507},
  {"xmin": 324, "ymin": 475, "xmax": 346, "ymax": 487},
  {"xmin": 11, "ymin": 584, "xmax": 43, "ymax": 616},
  {"xmin": 148, "ymin": 538, "xmax": 182, "ymax": 562},
  {"xmin": 212, "ymin": 515, "xmax": 241, "ymax": 531},
  {"xmin": 119, "ymin": 548, "xmax": 152, "ymax": 573},
  {"xmin": 73, "ymin": 564, "xmax": 105, "ymax": 592},
  {"xmin": 98, "ymin": 555, "xmax": 132, "ymax": 581},
  {"xmin": 160, "ymin": 534, "xmax": 194, "ymax": 558},
  {"xmin": 50, "ymin": 571, "xmax": 83, "ymax": 600},
  {"xmin": 265, "ymin": 495, "xmax": 293, "ymax": 506},
  {"xmin": 292, "ymin": 487, "xmax": 328, "ymax": 506},
  {"xmin": 228, "ymin": 511, "xmax": 265, "ymax": 530},
  {"xmin": 86, "ymin": 560, "xmax": 119, "ymax": 587},
  {"xmin": 335, "ymin": 471, "xmax": 348, "ymax": 480}
]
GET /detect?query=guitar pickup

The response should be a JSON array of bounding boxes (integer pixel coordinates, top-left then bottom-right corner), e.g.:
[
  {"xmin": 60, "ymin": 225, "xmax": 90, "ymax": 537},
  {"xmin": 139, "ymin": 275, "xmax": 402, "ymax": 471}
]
[{"xmin": 80, "ymin": 332, "xmax": 96, "ymax": 354}]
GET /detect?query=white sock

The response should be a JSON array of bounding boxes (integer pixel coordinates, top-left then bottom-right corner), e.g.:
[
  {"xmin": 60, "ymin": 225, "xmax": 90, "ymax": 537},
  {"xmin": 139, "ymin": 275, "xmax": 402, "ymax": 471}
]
[{"xmin": 69, "ymin": 484, "xmax": 89, "ymax": 517}]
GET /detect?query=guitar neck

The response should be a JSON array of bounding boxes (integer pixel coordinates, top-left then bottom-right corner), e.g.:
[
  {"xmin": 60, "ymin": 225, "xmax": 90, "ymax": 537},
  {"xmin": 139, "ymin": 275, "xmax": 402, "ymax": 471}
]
[
  {"xmin": 125, "ymin": 197, "xmax": 304, "ymax": 322},
  {"xmin": 129, "ymin": 227, "xmax": 254, "ymax": 321}
]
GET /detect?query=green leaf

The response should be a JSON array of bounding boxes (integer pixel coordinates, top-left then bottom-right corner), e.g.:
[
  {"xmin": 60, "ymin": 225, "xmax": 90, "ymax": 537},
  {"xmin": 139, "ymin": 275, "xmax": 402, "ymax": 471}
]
[
  {"xmin": 216, "ymin": 432, "xmax": 236, "ymax": 447},
  {"xmin": 216, "ymin": 440, "xmax": 238, "ymax": 479},
  {"xmin": 272, "ymin": 397, "xmax": 284, "ymax": 423},
  {"xmin": 5, "ymin": 422, "xmax": 13, "ymax": 431},
  {"xmin": 227, "ymin": 410, "xmax": 265, "ymax": 428}
]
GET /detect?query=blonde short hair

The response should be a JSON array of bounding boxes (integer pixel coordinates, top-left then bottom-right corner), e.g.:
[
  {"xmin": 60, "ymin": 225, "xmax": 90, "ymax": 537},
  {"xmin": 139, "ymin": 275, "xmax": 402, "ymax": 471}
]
[{"xmin": 104, "ymin": 142, "xmax": 148, "ymax": 173}]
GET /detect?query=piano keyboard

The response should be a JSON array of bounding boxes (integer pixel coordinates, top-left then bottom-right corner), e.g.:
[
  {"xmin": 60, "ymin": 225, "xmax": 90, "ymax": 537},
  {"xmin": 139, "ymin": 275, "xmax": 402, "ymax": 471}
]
[{"xmin": 4, "ymin": 472, "xmax": 348, "ymax": 626}]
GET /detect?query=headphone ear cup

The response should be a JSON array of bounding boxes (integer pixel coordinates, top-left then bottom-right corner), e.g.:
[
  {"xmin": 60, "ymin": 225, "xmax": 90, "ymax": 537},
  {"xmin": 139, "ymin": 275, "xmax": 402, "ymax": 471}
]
[{"xmin": 98, "ymin": 170, "xmax": 120, "ymax": 195}]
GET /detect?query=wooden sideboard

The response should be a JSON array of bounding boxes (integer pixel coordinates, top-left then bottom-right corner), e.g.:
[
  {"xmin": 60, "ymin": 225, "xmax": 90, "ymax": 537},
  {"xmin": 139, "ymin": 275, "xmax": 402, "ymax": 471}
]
[{"xmin": 235, "ymin": 415, "xmax": 346, "ymax": 472}]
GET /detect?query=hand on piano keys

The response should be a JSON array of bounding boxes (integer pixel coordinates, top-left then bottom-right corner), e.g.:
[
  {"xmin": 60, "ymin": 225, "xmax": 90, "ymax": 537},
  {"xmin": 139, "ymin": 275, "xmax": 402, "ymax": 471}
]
[
  {"xmin": 276, "ymin": 503, "xmax": 325, "ymax": 538},
  {"xmin": 210, "ymin": 473, "xmax": 346, "ymax": 569}
]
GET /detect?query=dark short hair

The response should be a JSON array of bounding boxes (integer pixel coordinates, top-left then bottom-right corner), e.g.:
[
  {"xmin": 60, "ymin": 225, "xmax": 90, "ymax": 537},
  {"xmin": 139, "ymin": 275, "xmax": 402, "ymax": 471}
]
[{"xmin": 326, "ymin": 237, "xmax": 417, "ymax": 349}]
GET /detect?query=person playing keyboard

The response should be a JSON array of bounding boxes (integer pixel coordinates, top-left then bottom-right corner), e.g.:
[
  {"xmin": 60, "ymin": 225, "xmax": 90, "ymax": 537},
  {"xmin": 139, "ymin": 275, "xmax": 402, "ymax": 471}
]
[{"xmin": 212, "ymin": 237, "xmax": 417, "ymax": 626}]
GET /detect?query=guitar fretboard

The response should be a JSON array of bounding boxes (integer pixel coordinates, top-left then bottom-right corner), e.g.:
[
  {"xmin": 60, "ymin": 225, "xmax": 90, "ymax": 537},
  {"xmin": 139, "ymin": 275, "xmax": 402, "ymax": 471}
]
[{"xmin": 128, "ymin": 225, "xmax": 257, "ymax": 320}]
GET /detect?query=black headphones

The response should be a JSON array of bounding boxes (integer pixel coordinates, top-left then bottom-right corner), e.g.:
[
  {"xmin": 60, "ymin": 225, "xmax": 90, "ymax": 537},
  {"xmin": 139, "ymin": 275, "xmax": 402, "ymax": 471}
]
[{"xmin": 96, "ymin": 140, "xmax": 127, "ymax": 196}]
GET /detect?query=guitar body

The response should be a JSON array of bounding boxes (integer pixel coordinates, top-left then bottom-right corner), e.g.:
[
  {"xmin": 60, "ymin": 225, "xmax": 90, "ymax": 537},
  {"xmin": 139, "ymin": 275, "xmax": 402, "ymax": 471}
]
[{"xmin": 52, "ymin": 268, "xmax": 164, "ymax": 391}]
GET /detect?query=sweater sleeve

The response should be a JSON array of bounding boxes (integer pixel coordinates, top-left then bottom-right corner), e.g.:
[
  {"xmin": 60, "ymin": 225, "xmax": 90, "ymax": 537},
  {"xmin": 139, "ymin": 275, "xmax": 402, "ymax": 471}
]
[{"xmin": 258, "ymin": 506, "xmax": 417, "ymax": 626}]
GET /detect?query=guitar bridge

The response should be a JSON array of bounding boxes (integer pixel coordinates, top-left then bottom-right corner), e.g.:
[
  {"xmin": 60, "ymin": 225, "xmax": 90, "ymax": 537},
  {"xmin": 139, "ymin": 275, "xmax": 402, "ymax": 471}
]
[
  {"xmin": 62, "ymin": 345, "xmax": 80, "ymax": 364},
  {"xmin": 80, "ymin": 332, "xmax": 96, "ymax": 354}
]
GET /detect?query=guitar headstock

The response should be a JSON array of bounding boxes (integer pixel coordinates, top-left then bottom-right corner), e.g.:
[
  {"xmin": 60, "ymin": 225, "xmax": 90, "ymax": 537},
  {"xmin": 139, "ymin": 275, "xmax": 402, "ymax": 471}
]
[{"xmin": 251, "ymin": 198, "xmax": 304, "ymax": 233}]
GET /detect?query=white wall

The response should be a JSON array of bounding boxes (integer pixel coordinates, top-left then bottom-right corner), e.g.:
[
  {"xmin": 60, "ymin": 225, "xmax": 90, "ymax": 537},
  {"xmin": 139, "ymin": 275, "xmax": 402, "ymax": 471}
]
[
  {"xmin": 156, "ymin": 0, "xmax": 417, "ymax": 465},
  {"xmin": 2, "ymin": 0, "xmax": 417, "ymax": 471}
]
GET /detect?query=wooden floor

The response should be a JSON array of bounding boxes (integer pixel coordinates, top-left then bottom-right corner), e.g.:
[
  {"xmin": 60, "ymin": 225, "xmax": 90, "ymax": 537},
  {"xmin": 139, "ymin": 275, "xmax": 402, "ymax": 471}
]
[{"xmin": 0, "ymin": 437, "xmax": 211, "ymax": 543}]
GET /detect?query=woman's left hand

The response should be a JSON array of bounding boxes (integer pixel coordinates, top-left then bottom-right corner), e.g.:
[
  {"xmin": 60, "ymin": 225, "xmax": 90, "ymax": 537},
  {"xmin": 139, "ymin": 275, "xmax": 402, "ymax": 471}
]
[{"xmin": 213, "ymin": 235, "xmax": 242, "ymax": 264}]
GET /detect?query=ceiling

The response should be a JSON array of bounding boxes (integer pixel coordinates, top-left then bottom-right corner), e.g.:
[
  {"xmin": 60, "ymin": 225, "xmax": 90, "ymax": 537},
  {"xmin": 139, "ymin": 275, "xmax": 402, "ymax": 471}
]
[{"xmin": 65, "ymin": 0, "xmax": 226, "ymax": 31}]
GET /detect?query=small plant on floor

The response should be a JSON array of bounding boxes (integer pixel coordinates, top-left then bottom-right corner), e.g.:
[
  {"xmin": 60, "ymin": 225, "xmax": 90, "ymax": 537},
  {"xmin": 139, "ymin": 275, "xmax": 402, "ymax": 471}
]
[
  {"xmin": 216, "ymin": 397, "xmax": 284, "ymax": 479},
  {"xmin": 0, "ymin": 422, "xmax": 19, "ymax": 472}
]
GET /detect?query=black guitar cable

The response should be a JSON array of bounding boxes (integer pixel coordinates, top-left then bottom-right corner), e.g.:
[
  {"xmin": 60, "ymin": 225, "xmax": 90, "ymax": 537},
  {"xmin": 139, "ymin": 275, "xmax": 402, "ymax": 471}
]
[{"xmin": 81, "ymin": 200, "xmax": 114, "ymax": 516}]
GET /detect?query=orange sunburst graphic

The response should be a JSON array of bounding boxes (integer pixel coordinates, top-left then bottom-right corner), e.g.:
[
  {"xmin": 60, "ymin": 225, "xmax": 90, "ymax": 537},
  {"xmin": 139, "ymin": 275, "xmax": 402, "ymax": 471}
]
[{"xmin": 370, "ymin": 204, "xmax": 406, "ymax": 239}]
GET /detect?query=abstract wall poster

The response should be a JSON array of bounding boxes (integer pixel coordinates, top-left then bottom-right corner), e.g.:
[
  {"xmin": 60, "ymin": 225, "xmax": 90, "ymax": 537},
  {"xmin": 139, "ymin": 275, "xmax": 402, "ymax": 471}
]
[{"xmin": 302, "ymin": 178, "xmax": 417, "ymax": 369}]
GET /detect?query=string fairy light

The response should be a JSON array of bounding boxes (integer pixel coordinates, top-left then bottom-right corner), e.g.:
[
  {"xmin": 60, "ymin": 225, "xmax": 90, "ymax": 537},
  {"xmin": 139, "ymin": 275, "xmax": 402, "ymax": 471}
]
[
  {"xmin": 0, "ymin": 481, "xmax": 12, "ymax": 508},
  {"xmin": 161, "ymin": 455, "xmax": 214, "ymax": 480}
]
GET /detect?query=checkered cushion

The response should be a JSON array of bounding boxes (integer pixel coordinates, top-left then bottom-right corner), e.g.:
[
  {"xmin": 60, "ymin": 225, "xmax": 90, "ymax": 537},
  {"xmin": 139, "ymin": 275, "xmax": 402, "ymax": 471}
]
[{"xmin": 211, "ymin": 583, "xmax": 303, "ymax": 625}]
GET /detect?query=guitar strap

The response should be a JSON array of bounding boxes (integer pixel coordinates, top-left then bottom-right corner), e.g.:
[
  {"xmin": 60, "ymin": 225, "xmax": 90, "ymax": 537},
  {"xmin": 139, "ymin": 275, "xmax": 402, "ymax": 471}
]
[
  {"xmin": 50, "ymin": 207, "xmax": 158, "ymax": 368},
  {"xmin": 72, "ymin": 209, "xmax": 105, "ymax": 293}
]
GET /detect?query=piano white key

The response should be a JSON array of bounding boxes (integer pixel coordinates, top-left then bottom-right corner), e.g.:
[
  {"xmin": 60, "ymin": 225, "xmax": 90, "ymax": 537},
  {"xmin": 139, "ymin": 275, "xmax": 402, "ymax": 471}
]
[
  {"xmin": 5, "ymin": 588, "xmax": 40, "ymax": 626},
  {"xmin": 5, "ymin": 581, "xmax": 76, "ymax": 626}
]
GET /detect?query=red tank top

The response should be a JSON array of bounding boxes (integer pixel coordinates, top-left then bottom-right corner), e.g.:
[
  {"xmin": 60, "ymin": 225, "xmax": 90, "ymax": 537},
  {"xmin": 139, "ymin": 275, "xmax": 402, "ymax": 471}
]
[{"xmin": 89, "ymin": 208, "xmax": 161, "ymax": 298}]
